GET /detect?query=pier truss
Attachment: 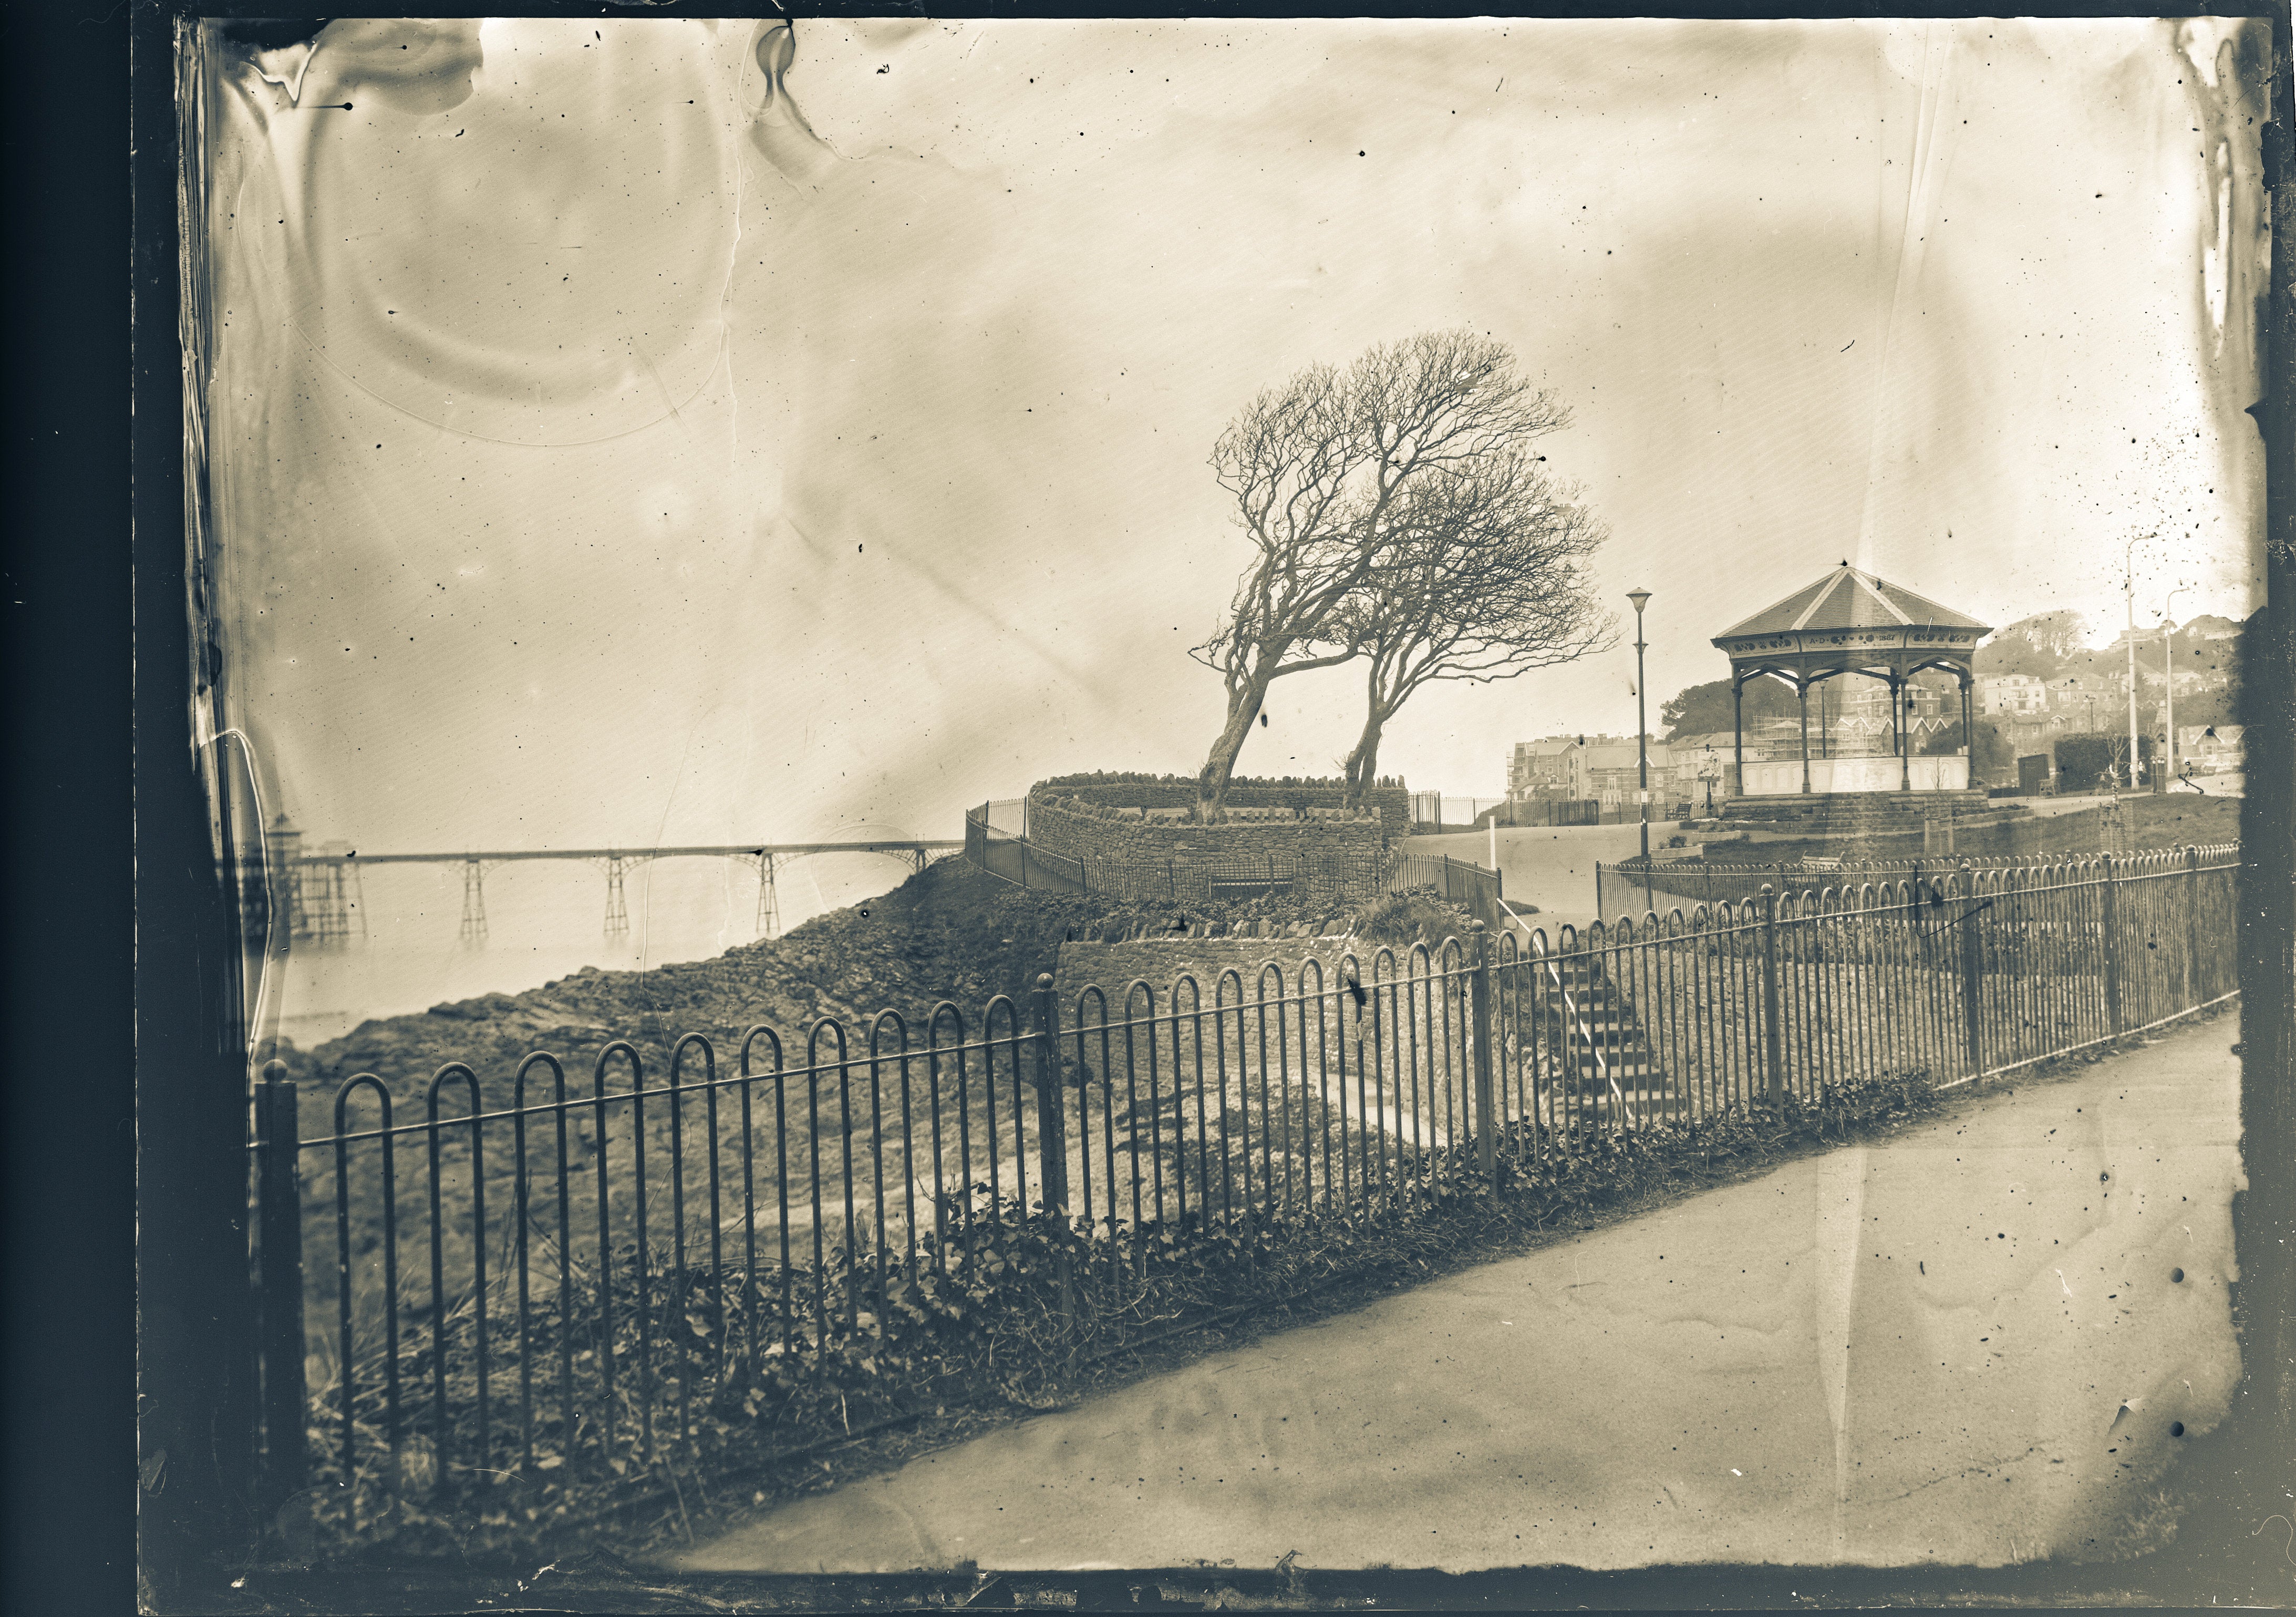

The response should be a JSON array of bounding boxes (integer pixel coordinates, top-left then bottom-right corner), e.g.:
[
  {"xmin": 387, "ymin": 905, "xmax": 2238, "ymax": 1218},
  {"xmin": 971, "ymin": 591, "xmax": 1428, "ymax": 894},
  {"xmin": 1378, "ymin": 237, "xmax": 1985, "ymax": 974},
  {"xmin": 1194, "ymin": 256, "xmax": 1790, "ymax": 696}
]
[{"xmin": 283, "ymin": 839, "xmax": 963, "ymax": 945}]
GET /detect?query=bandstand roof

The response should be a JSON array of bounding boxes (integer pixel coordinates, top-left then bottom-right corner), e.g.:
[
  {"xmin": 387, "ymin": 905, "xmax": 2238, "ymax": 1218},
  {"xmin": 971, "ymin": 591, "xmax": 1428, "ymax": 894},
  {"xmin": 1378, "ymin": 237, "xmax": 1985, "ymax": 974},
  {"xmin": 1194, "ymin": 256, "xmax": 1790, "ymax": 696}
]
[{"xmin": 1716, "ymin": 563, "xmax": 1987, "ymax": 642}]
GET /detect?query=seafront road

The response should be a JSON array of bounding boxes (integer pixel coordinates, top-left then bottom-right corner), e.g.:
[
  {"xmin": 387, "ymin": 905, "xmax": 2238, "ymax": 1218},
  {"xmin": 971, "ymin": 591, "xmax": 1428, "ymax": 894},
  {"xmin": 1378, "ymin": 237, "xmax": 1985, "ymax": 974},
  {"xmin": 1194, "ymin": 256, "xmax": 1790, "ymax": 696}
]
[{"xmin": 678, "ymin": 1014, "xmax": 2241, "ymax": 1573}]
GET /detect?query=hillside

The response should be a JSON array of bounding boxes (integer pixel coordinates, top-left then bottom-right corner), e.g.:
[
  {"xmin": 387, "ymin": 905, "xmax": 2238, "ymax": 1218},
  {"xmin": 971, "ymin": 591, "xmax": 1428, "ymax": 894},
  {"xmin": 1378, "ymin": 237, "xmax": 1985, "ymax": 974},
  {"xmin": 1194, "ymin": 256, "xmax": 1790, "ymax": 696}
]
[{"xmin": 275, "ymin": 856, "xmax": 1430, "ymax": 1106}]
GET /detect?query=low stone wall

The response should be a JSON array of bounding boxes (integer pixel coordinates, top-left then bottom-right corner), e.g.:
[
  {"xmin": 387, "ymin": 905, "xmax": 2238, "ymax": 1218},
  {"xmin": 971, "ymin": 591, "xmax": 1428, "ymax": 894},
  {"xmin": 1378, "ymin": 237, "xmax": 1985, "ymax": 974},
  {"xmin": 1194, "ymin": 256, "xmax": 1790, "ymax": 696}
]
[
  {"xmin": 1025, "ymin": 790, "xmax": 1388, "ymax": 907},
  {"xmin": 1035, "ymin": 776, "xmax": 1414, "ymax": 843},
  {"xmin": 1029, "ymin": 794, "xmax": 1382, "ymax": 862}
]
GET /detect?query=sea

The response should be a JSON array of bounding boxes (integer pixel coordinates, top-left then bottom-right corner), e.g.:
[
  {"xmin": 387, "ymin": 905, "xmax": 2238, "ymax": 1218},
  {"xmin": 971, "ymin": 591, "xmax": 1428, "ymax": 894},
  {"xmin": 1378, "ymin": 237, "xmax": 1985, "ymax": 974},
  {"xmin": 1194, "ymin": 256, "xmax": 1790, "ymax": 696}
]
[{"xmin": 265, "ymin": 851, "xmax": 919, "ymax": 1050}]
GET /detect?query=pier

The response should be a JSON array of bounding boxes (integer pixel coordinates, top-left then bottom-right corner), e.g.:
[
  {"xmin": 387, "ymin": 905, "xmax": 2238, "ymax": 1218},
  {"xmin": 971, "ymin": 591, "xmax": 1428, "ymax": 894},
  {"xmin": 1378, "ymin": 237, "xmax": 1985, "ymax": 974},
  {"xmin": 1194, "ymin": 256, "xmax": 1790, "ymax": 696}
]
[{"xmin": 257, "ymin": 818, "xmax": 961, "ymax": 942}]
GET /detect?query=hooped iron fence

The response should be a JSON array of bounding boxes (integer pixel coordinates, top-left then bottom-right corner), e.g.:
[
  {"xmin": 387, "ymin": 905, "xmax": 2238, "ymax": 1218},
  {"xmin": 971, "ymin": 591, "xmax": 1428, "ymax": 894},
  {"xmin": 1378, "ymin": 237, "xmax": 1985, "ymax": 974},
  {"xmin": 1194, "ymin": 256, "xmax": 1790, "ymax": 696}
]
[
  {"xmin": 1597, "ymin": 843, "xmax": 2240, "ymax": 924},
  {"xmin": 244, "ymin": 847, "xmax": 2237, "ymax": 1526}
]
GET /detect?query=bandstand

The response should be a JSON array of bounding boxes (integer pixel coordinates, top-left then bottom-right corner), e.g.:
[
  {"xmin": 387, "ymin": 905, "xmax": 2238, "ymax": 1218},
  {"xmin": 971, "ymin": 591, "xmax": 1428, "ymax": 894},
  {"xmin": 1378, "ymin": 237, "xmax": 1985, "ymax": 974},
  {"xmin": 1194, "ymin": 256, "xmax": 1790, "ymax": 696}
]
[{"xmin": 1714, "ymin": 563, "xmax": 1990, "ymax": 807}]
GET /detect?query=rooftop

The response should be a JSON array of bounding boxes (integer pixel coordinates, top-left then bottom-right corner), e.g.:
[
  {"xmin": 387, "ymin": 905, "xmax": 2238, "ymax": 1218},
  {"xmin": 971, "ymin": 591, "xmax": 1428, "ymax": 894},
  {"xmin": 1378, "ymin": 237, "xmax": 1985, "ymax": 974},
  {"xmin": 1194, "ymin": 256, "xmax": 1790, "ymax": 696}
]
[{"xmin": 1716, "ymin": 562, "xmax": 1989, "ymax": 641}]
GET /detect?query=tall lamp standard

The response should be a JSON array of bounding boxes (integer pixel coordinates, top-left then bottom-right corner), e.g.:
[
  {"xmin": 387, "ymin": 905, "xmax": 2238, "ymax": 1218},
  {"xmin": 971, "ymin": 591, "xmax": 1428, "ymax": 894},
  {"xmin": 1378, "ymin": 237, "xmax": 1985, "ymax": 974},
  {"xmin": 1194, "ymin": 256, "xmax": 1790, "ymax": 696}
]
[
  {"xmin": 1627, "ymin": 589, "xmax": 1653, "ymax": 912},
  {"xmin": 2122, "ymin": 532, "xmax": 2149, "ymax": 791},
  {"xmin": 2159, "ymin": 584, "xmax": 2187, "ymax": 789}
]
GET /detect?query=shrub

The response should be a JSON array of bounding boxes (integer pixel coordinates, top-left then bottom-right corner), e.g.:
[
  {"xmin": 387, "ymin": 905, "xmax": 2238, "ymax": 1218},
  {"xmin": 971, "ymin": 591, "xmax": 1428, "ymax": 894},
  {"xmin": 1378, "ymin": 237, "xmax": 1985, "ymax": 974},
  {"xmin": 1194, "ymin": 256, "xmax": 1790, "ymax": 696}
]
[{"xmin": 1357, "ymin": 890, "xmax": 1472, "ymax": 946}]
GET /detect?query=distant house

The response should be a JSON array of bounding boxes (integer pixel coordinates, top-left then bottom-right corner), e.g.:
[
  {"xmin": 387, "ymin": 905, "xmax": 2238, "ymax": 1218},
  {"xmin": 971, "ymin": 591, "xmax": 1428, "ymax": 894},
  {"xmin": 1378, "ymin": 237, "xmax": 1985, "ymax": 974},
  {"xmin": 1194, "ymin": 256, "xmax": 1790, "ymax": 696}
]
[
  {"xmin": 2180, "ymin": 615, "xmax": 2242, "ymax": 650},
  {"xmin": 1507, "ymin": 736, "xmax": 1590, "ymax": 799},
  {"xmin": 2053, "ymin": 657, "xmax": 2129, "ymax": 699},
  {"xmin": 1836, "ymin": 679, "xmax": 1951, "ymax": 724},
  {"xmin": 1979, "ymin": 672, "xmax": 2048, "ymax": 717},
  {"xmin": 2178, "ymin": 724, "xmax": 2243, "ymax": 773},
  {"xmin": 2136, "ymin": 664, "xmax": 2215, "ymax": 696},
  {"xmin": 2047, "ymin": 671, "xmax": 2124, "ymax": 721},
  {"xmin": 1506, "ymin": 734, "xmax": 1704, "ymax": 806}
]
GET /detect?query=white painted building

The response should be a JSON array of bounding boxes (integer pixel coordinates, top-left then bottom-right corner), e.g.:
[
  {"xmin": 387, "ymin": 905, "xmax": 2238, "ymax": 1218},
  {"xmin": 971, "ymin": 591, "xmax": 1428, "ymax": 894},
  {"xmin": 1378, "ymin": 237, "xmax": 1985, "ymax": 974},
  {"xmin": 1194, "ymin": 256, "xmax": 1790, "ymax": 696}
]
[{"xmin": 1979, "ymin": 672, "xmax": 2049, "ymax": 717}]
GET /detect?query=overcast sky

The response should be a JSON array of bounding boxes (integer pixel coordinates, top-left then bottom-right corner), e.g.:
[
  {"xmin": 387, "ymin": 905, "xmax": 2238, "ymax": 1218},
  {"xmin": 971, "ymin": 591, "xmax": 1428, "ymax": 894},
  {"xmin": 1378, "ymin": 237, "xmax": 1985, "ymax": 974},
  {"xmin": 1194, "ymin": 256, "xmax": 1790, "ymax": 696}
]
[{"xmin": 202, "ymin": 15, "xmax": 2269, "ymax": 851}]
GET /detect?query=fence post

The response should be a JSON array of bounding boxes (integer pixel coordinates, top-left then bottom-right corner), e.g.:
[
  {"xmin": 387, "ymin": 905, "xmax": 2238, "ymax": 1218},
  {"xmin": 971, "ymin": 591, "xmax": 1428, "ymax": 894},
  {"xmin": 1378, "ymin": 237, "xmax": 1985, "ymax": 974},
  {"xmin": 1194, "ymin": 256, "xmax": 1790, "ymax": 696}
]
[
  {"xmin": 1956, "ymin": 863, "xmax": 1984, "ymax": 1079},
  {"xmin": 2183, "ymin": 845, "xmax": 2201, "ymax": 1008},
  {"xmin": 2100, "ymin": 852, "xmax": 2124, "ymax": 1036},
  {"xmin": 1029, "ymin": 973, "xmax": 1075, "ymax": 1334},
  {"xmin": 255, "ymin": 1059, "xmax": 308, "ymax": 1526},
  {"xmin": 1759, "ymin": 885, "xmax": 1784, "ymax": 1104},
  {"xmin": 1469, "ymin": 920, "xmax": 1499, "ymax": 1190}
]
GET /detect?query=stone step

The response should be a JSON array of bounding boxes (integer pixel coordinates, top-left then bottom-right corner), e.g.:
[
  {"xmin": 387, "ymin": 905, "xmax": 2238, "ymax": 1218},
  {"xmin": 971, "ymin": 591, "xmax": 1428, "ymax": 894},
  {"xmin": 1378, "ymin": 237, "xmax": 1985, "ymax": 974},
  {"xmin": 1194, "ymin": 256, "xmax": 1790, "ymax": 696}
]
[{"xmin": 1720, "ymin": 789, "xmax": 1992, "ymax": 826}]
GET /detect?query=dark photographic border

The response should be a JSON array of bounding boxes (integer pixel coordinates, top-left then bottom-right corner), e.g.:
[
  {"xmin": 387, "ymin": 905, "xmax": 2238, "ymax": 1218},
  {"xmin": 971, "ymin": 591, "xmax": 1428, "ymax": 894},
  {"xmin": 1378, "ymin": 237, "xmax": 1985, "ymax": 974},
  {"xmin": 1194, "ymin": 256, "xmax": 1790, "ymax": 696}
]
[{"xmin": 39, "ymin": 2, "xmax": 2289, "ymax": 1610}]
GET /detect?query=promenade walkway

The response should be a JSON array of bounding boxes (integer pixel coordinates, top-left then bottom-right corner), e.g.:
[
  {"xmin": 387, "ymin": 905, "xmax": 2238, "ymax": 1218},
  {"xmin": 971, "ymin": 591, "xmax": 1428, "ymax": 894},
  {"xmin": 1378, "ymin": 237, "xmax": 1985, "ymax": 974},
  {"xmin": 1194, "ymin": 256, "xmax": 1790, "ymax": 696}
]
[{"xmin": 678, "ymin": 1015, "xmax": 2240, "ymax": 1574}]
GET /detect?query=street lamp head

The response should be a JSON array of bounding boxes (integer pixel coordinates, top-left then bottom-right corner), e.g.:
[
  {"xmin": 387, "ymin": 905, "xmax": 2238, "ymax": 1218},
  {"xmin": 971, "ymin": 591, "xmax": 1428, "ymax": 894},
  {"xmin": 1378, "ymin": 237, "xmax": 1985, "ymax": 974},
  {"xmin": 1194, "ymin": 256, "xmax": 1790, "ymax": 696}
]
[{"xmin": 1626, "ymin": 589, "xmax": 1652, "ymax": 614}]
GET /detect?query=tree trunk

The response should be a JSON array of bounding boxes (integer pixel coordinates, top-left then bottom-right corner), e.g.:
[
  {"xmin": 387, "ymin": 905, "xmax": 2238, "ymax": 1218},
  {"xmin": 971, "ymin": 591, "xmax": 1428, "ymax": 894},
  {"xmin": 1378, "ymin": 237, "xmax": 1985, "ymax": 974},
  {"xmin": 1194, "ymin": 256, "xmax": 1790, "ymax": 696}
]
[
  {"xmin": 1196, "ymin": 662, "xmax": 1277, "ymax": 819},
  {"xmin": 1341, "ymin": 710, "xmax": 1387, "ymax": 811}
]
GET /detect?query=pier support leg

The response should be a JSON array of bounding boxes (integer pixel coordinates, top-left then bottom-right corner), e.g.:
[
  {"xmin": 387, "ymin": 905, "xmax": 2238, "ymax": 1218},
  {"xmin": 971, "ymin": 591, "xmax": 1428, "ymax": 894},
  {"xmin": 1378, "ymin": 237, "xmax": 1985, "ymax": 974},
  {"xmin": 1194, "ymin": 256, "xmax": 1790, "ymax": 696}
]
[
  {"xmin": 459, "ymin": 859, "xmax": 488, "ymax": 944},
  {"xmin": 756, "ymin": 853, "xmax": 780, "ymax": 940},
  {"xmin": 603, "ymin": 856, "xmax": 629, "ymax": 938}
]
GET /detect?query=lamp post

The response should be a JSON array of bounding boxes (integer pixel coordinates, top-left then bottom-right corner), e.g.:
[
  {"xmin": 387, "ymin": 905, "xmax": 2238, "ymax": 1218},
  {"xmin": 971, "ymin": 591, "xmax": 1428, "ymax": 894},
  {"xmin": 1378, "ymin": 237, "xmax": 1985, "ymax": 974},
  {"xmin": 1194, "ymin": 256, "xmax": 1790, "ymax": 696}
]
[
  {"xmin": 2159, "ymin": 584, "xmax": 2187, "ymax": 788},
  {"xmin": 2122, "ymin": 533, "xmax": 2147, "ymax": 793},
  {"xmin": 1628, "ymin": 589, "xmax": 1652, "ymax": 905}
]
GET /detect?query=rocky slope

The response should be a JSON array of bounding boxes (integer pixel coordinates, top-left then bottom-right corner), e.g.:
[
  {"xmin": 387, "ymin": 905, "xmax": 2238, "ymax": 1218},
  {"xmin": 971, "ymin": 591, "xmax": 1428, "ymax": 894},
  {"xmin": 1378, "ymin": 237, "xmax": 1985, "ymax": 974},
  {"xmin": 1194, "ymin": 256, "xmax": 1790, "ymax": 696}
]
[{"xmin": 273, "ymin": 857, "xmax": 1466, "ymax": 1109}]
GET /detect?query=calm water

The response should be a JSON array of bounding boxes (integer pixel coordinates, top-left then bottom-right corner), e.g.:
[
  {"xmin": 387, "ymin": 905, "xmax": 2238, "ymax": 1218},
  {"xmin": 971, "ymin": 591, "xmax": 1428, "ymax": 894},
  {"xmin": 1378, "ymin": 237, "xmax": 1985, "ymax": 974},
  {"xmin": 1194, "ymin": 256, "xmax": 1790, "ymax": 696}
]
[{"xmin": 265, "ymin": 852, "xmax": 919, "ymax": 1049}]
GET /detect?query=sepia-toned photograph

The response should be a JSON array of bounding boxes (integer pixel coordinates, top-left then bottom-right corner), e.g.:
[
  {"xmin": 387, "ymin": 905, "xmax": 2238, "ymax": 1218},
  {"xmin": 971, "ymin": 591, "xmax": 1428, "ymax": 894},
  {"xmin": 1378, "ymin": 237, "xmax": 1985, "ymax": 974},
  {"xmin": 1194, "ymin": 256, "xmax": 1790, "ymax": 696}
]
[{"xmin": 131, "ymin": 8, "xmax": 2285, "ymax": 1610}]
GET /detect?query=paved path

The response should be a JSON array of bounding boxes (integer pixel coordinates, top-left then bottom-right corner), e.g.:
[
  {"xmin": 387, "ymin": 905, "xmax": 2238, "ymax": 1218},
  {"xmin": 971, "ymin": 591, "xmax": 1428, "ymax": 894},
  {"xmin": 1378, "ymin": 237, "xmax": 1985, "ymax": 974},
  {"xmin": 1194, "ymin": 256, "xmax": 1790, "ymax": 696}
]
[
  {"xmin": 1409, "ymin": 823, "xmax": 1653, "ymax": 941},
  {"xmin": 679, "ymin": 1016, "xmax": 2241, "ymax": 1573}
]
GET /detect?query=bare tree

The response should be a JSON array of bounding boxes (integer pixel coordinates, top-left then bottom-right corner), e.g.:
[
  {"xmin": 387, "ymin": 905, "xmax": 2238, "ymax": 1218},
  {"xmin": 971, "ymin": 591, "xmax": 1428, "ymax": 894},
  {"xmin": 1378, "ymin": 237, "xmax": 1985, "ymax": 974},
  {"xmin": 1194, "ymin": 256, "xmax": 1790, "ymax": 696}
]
[
  {"xmin": 1331, "ymin": 450, "xmax": 1614, "ymax": 807},
  {"xmin": 1191, "ymin": 330, "xmax": 1568, "ymax": 818}
]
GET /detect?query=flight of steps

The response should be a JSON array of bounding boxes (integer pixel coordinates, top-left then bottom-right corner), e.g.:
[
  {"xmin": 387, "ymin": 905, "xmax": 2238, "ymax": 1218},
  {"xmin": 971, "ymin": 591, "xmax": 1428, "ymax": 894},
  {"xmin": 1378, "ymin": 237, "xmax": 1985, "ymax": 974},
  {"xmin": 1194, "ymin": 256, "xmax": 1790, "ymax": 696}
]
[
  {"xmin": 1536, "ymin": 950, "xmax": 1672, "ymax": 1116},
  {"xmin": 1720, "ymin": 789, "xmax": 1995, "ymax": 835}
]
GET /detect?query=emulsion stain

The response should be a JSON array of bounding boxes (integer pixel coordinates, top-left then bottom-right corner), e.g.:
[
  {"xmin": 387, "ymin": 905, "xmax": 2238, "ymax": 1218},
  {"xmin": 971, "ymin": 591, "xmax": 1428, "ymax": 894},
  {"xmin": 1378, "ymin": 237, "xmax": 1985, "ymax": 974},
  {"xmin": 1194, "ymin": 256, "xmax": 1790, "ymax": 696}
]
[
  {"xmin": 748, "ymin": 19, "xmax": 844, "ymax": 190},
  {"xmin": 317, "ymin": 19, "xmax": 483, "ymax": 116}
]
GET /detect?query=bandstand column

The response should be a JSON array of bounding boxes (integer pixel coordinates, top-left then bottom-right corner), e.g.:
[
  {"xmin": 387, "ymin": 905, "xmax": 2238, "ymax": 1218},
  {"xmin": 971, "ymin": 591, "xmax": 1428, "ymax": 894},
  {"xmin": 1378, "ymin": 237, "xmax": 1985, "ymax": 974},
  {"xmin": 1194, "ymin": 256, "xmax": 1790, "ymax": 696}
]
[
  {"xmin": 1895, "ymin": 671, "xmax": 1910, "ymax": 791},
  {"xmin": 1732, "ymin": 676, "xmax": 1744, "ymax": 798},
  {"xmin": 1960, "ymin": 673, "xmax": 1974, "ymax": 785},
  {"xmin": 1797, "ymin": 677, "xmax": 1812, "ymax": 793}
]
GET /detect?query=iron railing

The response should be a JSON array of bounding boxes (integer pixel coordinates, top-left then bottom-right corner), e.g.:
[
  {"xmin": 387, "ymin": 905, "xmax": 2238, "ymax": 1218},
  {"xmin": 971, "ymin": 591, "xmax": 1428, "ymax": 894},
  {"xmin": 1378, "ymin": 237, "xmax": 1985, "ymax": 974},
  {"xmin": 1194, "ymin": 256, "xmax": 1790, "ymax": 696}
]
[
  {"xmin": 1597, "ymin": 843, "xmax": 2240, "ymax": 922},
  {"xmin": 244, "ymin": 847, "xmax": 2237, "ymax": 1524},
  {"xmin": 1388, "ymin": 851, "xmax": 1505, "ymax": 929},
  {"xmin": 965, "ymin": 799, "xmax": 1086, "ymax": 892}
]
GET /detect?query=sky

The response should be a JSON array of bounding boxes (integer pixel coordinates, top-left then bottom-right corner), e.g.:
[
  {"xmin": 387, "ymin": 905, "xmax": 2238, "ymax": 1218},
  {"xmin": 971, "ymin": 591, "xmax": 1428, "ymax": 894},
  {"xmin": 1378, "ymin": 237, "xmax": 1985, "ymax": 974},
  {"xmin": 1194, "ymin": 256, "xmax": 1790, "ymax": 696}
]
[{"xmin": 199, "ymin": 16, "xmax": 2270, "ymax": 851}]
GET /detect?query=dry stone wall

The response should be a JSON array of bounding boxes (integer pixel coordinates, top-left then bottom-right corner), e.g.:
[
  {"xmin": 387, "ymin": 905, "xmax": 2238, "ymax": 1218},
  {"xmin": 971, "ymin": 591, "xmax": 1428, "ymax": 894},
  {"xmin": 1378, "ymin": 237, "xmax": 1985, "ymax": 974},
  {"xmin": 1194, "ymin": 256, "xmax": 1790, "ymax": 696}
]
[
  {"xmin": 1035, "ymin": 777, "xmax": 1414, "ymax": 842},
  {"xmin": 1025, "ymin": 791, "xmax": 1387, "ymax": 906}
]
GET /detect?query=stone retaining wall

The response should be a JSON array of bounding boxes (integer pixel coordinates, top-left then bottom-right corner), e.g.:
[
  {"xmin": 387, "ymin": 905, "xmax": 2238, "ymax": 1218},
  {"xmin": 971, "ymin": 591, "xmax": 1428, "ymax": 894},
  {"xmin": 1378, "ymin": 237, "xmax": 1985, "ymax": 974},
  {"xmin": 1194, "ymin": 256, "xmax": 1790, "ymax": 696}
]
[
  {"xmin": 1026, "ymin": 792, "xmax": 1387, "ymax": 905},
  {"xmin": 1036, "ymin": 778, "xmax": 1414, "ymax": 842}
]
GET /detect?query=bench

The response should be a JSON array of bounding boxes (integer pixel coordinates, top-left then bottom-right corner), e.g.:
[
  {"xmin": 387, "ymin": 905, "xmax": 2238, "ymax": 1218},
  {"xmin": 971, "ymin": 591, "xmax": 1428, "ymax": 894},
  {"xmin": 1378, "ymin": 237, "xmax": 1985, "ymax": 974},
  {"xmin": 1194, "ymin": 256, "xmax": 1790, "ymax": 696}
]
[{"xmin": 1207, "ymin": 879, "xmax": 1296, "ymax": 902}]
